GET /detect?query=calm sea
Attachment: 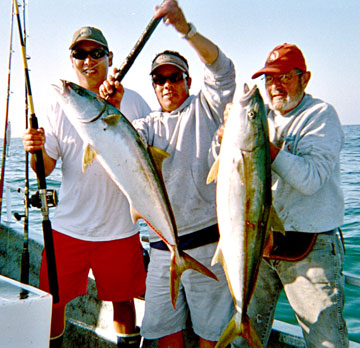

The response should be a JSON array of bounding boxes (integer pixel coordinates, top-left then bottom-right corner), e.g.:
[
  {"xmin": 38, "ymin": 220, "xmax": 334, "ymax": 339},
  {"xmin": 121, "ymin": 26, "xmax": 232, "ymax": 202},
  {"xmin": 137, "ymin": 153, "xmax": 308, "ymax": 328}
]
[{"xmin": 1, "ymin": 126, "xmax": 359, "ymax": 343}]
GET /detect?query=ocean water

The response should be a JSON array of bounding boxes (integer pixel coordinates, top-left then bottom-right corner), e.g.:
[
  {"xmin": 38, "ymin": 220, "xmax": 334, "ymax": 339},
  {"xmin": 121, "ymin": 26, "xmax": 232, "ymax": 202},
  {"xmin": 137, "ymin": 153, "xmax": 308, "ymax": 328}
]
[{"xmin": 1, "ymin": 126, "xmax": 359, "ymax": 343}]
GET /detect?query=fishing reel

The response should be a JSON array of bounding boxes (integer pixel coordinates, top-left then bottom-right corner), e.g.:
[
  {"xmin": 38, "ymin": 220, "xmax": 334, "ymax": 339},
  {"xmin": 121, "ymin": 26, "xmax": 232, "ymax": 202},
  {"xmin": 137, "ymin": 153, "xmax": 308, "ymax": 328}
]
[
  {"xmin": 29, "ymin": 189, "xmax": 58, "ymax": 209},
  {"xmin": 13, "ymin": 189, "xmax": 58, "ymax": 221}
]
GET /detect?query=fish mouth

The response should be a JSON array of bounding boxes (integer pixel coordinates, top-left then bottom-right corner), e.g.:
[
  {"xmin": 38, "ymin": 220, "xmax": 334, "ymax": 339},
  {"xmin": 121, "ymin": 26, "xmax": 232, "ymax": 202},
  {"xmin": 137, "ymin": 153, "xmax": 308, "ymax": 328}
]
[{"xmin": 240, "ymin": 84, "xmax": 258, "ymax": 107}]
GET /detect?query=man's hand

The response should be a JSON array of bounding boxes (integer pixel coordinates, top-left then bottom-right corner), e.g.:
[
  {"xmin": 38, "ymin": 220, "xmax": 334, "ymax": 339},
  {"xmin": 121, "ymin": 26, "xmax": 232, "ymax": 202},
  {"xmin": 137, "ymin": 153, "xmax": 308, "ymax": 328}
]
[
  {"xmin": 270, "ymin": 142, "xmax": 280, "ymax": 162},
  {"xmin": 22, "ymin": 127, "xmax": 45, "ymax": 154},
  {"xmin": 99, "ymin": 67, "xmax": 125, "ymax": 110},
  {"xmin": 154, "ymin": 0, "xmax": 189, "ymax": 36},
  {"xmin": 216, "ymin": 102, "xmax": 232, "ymax": 143},
  {"xmin": 22, "ymin": 127, "xmax": 56, "ymax": 176}
]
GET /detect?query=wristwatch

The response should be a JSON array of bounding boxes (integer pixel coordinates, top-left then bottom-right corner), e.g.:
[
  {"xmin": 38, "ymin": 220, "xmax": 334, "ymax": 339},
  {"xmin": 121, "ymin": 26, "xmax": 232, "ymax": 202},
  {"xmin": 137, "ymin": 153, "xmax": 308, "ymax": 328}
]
[{"xmin": 180, "ymin": 23, "xmax": 197, "ymax": 40}]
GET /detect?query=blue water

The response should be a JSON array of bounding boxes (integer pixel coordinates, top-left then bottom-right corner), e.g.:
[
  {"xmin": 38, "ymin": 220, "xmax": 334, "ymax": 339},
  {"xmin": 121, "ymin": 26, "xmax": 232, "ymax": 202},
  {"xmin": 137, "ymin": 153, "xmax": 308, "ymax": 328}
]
[{"xmin": 1, "ymin": 126, "xmax": 359, "ymax": 343}]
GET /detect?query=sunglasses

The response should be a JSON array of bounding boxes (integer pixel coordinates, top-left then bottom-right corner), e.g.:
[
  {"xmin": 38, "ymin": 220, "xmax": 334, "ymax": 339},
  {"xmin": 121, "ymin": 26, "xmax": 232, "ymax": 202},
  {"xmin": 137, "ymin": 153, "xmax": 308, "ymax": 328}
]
[
  {"xmin": 152, "ymin": 72, "xmax": 187, "ymax": 86},
  {"xmin": 71, "ymin": 48, "xmax": 109, "ymax": 60}
]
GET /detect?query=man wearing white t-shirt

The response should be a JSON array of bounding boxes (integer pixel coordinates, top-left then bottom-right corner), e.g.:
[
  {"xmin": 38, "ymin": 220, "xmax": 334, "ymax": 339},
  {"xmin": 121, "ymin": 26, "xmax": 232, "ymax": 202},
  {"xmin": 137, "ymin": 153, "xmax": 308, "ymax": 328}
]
[{"xmin": 22, "ymin": 26, "xmax": 150, "ymax": 348}]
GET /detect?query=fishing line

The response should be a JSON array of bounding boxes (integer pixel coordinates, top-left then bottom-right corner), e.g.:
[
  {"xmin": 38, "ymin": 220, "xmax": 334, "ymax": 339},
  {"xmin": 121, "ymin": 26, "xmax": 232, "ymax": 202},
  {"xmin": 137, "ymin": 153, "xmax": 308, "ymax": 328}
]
[
  {"xmin": 81, "ymin": 56, "xmax": 107, "ymax": 74},
  {"xmin": 13, "ymin": 0, "xmax": 59, "ymax": 303},
  {"xmin": 0, "ymin": 1, "xmax": 15, "ymax": 222}
]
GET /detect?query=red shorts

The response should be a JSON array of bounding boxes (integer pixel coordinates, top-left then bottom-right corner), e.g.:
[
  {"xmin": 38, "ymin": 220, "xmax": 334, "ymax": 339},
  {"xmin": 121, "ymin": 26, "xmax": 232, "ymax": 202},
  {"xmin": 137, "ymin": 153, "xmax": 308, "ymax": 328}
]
[{"xmin": 39, "ymin": 230, "xmax": 146, "ymax": 308}]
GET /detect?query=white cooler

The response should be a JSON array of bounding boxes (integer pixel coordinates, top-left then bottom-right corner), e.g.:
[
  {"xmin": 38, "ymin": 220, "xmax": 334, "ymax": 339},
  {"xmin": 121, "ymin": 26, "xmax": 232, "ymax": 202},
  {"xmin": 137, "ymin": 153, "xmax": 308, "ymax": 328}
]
[{"xmin": 0, "ymin": 275, "xmax": 52, "ymax": 348}]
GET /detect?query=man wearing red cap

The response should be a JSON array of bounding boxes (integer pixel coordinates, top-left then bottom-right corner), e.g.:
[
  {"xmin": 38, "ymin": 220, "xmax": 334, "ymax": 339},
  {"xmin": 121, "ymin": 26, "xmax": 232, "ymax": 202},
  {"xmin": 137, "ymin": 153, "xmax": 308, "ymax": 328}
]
[{"xmin": 238, "ymin": 43, "xmax": 348, "ymax": 347}]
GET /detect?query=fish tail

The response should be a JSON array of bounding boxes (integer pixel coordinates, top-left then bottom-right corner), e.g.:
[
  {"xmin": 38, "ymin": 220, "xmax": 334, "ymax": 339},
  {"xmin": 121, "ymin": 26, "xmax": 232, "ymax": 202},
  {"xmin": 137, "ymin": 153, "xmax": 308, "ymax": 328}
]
[
  {"xmin": 242, "ymin": 314, "xmax": 263, "ymax": 348},
  {"xmin": 215, "ymin": 312, "xmax": 242, "ymax": 348},
  {"xmin": 215, "ymin": 313, "xmax": 263, "ymax": 348},
  {"xmin": 169, "ymin": 247, "xmax": 218, "ymax": 309}
]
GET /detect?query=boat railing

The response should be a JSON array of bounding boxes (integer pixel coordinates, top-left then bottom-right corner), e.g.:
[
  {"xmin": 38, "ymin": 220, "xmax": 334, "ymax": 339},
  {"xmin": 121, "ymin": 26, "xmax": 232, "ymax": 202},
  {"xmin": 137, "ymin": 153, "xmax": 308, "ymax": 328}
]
[{"xmin": 345, "ymin": 271, "xmax": 360, "ymax": 287}]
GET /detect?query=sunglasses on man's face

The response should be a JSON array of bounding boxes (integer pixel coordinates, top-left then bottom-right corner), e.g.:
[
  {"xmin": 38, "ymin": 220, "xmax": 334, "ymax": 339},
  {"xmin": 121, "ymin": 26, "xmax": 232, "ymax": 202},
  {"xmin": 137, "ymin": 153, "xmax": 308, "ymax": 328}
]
[
  {"xmin": 71, "ymin": 48, "xmax": 109, "ymax": 60},
  {"xmin": 152, "ymin": 72, "xmax": 187, "ymax": 86}
]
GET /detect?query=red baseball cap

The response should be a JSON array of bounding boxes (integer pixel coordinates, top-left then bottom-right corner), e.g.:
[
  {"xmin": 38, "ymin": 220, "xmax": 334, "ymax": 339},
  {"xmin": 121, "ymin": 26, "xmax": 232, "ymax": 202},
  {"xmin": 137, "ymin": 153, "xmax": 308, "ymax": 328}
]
[{"xmin": 252, "ymin": 43, "xmax": 307, "ymax": 79}]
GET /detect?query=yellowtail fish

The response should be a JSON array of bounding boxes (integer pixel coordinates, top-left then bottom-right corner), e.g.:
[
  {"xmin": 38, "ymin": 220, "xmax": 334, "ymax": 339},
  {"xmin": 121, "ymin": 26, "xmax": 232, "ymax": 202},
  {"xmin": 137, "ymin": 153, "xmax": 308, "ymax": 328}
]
[
  {"xmin": 52, "ymin": 80, "xmax": 218, "ymax": 308},
  {"xmin": 208, "ymin": 84, "xmax": 284, "ymax": 347}
]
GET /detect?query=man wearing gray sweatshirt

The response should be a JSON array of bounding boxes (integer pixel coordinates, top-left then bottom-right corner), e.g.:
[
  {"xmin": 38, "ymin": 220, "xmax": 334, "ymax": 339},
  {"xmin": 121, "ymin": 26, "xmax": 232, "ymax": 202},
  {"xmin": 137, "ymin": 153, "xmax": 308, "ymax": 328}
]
[
  {"xmin": 100, "ymin": 1, "xmax": 236, "ymax": 347},
  {"xmin": 244, "ymin": 43, "xmax": 348, "ymax": 348}
]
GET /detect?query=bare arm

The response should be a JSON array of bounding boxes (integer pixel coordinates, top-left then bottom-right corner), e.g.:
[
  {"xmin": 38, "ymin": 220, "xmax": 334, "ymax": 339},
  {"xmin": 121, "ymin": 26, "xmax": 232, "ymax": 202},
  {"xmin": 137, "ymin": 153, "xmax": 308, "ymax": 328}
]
[{"xmin": 22, "ymin": 127, "xmax": 57, "ymax": 176}]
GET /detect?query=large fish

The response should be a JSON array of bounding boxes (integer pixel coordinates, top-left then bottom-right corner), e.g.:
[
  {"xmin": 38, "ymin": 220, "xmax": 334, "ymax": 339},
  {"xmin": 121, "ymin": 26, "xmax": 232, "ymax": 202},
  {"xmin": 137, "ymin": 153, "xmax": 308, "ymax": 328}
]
[
  {"xmin": 52, "ymin": 80, "xmax": 218, "ymax": 308},
  {"xmin": 207, "ymin": 84, "xmax": 283, "ymax": 348}
]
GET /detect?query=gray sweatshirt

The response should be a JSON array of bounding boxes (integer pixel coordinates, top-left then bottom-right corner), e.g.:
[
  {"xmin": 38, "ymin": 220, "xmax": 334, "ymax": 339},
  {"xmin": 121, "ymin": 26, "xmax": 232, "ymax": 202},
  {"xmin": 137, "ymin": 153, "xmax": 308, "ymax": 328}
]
[
  {"xmin": 269, "ymin": 93, "xmax": 344, "ymax": 232},
  {"xmin": 133, "ymin": 50, "xmax": 236, "ymax": 242}
]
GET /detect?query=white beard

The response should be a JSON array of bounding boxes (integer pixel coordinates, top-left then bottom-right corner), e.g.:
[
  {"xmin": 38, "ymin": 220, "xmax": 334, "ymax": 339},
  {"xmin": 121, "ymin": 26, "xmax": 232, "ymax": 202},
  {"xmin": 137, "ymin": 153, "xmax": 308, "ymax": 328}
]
[{"xmin": 268, "ymin": 85, "xmax": 304, "ymax": 114}]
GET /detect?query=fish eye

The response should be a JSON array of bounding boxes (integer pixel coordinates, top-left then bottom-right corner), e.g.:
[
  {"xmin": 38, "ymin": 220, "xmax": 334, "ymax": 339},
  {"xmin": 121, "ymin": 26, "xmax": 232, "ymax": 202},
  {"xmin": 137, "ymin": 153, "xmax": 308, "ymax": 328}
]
[{"xmin": 248, "ymin": 111, "xmax": 256, "ymax": 119}]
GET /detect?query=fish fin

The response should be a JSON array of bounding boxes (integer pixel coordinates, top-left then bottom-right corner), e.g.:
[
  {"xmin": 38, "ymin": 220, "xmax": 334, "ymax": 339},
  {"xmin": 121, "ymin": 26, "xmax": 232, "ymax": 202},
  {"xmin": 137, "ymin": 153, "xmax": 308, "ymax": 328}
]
[
  {"xmin": 270, "ymin": 207, "xmax": 285, "ymax": 235},
  {"xmin": 262, "ymin": 231, "xmax": 274, "ymax": 258},
  {"xmin": 206, "ymin": 157, "xmax": 220, "ymax": 184},
  {"xmin": 170, "ymin": 248, "xmax": 218, "ymax": 309},
  {"xmin": 103, "ymin": 114, "xmax": 122, "ymax": 127},
  {"xmin": 244, "ymin": 83, "xmax": 250, "ymax": 94},
  {"xmin": 149, "ymin": 146, "xmax": 170, "ymax": 174},
  {"xmin": 129, "ymin": 206, "xmax": 142, "ymax": 225},
  {"xmin": 82, "ymin": 144, "xmax": 97, "ymax": 173},
  {"xmin": 237, "ymin": 151, "xmax": 246, "ymax": 185},
  {"xmin": 211, "ymin": 243, "xmax": 223, "ymax": 266},
  {"xmin": 263, "ymin": 207, "xmax": 285, "ymax": 257},
  {"xmin": 215, "ymin": 313, "xmax": 263, "ymax": 348}
]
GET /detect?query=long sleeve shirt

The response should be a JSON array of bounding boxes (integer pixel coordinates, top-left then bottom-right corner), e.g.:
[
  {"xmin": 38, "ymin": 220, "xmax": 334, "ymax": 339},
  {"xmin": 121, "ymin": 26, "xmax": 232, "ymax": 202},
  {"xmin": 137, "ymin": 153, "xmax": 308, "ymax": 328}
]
[
  {"xmin": 133, "ymin": 50, "xmax": 236, "ymax": 242},
  {"xmin": 269, "ymin": 93, "xmax": 344, "ymax": 232}
]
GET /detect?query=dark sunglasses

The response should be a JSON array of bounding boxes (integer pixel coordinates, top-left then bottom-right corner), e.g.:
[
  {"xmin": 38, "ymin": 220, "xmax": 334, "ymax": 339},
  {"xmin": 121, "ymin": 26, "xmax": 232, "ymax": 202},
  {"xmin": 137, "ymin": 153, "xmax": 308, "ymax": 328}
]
[
  {"xmin": 152, "ymin": 72, "xmax": 187, "ymax": 86},
  {"xmin": 71, "ymin": 48, "xmax": 109, "ymax": 60}
]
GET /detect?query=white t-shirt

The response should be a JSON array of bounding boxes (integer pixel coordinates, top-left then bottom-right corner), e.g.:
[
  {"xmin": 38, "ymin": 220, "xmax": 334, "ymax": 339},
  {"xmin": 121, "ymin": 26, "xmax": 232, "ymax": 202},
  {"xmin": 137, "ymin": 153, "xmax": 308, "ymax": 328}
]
[{"xmin": 43, "ymin": 87, "xmax": 151, "ymax": 241}]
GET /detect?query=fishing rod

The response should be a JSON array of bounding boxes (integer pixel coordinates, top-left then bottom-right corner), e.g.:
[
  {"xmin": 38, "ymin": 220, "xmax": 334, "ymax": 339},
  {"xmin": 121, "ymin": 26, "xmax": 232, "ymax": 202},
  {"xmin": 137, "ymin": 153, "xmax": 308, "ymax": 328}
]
[
  {"xmin": 13, "ymin": 0, "xmax": 59, "ymax": 303},
  {"xmin": 0, "ymin": 1, "xmax": 15, "ymax": 222},
  {"xmin": 19, "ymin": 0, "xmax": 30, "ymax": 291},
  {"xmin": 114, "ymin": 1, "xmax": 165, "ymax": 82}
]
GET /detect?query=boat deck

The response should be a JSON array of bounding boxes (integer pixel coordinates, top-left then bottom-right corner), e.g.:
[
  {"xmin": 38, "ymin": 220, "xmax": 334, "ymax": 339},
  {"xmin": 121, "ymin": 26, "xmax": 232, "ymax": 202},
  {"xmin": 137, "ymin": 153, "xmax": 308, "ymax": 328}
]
[{"xmin": 1, "ymin": 224, "xmax": 359, "ymax": 347}]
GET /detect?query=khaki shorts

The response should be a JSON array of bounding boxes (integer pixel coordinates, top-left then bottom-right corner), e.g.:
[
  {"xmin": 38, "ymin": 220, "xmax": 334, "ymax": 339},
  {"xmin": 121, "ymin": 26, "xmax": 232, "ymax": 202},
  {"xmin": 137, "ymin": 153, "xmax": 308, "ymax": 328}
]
[{"xmin": 141, "ymin": 242, "xmax": 235, "ymax": 341}]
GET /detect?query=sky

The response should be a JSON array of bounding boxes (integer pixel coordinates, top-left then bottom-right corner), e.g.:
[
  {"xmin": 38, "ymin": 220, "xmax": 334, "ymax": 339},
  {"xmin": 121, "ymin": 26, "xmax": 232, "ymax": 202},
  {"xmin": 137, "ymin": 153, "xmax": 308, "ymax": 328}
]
[{"xmin": 0, "ymin": 0, "xmax": 359, "ymax": 138}]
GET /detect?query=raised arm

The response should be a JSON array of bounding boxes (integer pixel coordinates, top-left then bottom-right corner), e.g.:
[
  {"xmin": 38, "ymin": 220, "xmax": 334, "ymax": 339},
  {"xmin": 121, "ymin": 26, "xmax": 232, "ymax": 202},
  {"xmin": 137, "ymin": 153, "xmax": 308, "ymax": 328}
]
[{"xmin": 154, "ymin": 0, "xmax": 219, "ymax": 65}]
